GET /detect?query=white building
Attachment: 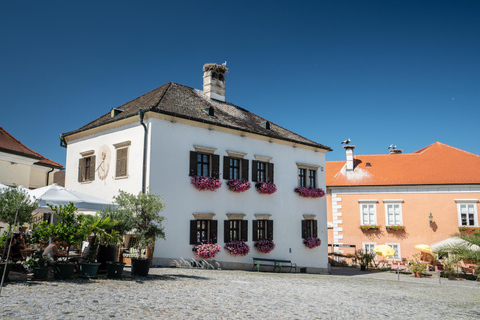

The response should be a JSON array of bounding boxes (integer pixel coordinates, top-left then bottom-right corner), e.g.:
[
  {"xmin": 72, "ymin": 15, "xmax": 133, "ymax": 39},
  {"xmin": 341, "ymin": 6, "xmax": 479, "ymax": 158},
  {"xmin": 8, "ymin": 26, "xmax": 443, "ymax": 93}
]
[{"xmin": 62, "ymin": 64, "xmax": 331, "ymax": 272}]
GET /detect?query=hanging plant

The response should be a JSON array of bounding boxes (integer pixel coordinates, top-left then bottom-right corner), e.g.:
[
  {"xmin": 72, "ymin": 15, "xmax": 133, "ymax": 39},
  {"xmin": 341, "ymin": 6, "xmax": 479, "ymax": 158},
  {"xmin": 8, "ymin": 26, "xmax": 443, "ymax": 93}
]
[
  {"xmin": 359, "ymin": 225, "xmax": 381, "ymax": 231},
  {"xmin": 303, "ymin": 237, "xmax": 321, "ymax": 249},
  {"xmin": 255, "ymin": 181, "xmax": 277, "ymax": 195},
  {"xmin": 254, "ymin": 239, "xmax": 275, "ymax": 254},
  {"xmin": 193, "ymin": 243, "xmax": 222, "ymax": 259},
  {"xmin": 386, "ymin": 225, "xmax": 405, "ymax": 231},
  {"xmin": 224, "ymin": 240, "xmax": 250, "ymax": 256},
  {"xmin": 190, "ymin": 175, "xmax": 222, "ymax": 191},
  {"xmin": 227, "ymin": 178, "xmax": 251, "ymax": 193},
  {"xmin": 294, "ymin": 186, "xmax": 325, "ymax": 198}
]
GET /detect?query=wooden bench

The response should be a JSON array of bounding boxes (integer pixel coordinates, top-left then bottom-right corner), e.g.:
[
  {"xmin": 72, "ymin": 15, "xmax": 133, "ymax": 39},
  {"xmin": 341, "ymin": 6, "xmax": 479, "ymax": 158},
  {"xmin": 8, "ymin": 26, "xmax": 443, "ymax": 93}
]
[{"xmin": 252, "ymin": 257, "xmax": 297, "ymax": 273}]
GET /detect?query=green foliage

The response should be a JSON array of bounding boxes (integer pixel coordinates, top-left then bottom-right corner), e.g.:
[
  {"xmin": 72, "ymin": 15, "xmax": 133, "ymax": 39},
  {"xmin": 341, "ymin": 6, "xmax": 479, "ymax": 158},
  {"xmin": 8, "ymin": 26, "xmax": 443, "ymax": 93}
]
[
  {"xmin": 79, "ymin": 215, "xmax": 122, "ymax": 262},
  {"xmin": 31, "ymin": 221, "xmax": 54, "ymax": 243},
  {"xmin": 98, "ymin": 206, "xmax": 135, "ymax": 238},
  {"xmin": 408, "ymin": 254, "xmax": 428, "ymax": 274},
  {"xmin": 0, "ymin": 187, "xmax": 37, "ymax": 227},
  {"xmin": 49, "ymin": 203, "xmax": 85, "ymax": 254},
  {"xmin": 442, "ymin": 257, "xmax": 459, "ymax": 276},
  {"xmin": 355, "ymin": 249, "xmax": 375, "ymax": 268},
  {"xmin": 437, "ymin": 231, "xmax": 480, "ymax": 264},
  {"xmin": 113, "ymin": 190, "xmax": 166, "ymax": 258}
]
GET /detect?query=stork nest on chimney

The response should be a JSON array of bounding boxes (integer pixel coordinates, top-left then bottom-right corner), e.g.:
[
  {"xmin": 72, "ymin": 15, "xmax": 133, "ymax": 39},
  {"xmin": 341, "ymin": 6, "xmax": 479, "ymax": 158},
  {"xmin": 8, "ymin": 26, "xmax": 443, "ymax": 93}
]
[{"xmin": 203, "ymin": 63, "xmax": 228, "ymax": 73}]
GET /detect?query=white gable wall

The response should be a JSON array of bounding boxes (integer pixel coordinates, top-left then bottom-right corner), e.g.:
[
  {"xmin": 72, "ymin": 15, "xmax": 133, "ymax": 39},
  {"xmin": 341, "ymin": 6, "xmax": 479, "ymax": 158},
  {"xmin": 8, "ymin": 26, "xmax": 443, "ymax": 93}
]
[{"xmin": 149, "ymin": 117, "xmax": 328, "ymax": 271}]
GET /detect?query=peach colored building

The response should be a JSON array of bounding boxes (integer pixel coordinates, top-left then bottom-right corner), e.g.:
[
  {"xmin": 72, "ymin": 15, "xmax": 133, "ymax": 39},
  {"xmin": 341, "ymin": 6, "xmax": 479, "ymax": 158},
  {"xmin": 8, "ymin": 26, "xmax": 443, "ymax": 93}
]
[{"xmin": 326, "ymin": 142, "xmax": 480, "ymax": 261}]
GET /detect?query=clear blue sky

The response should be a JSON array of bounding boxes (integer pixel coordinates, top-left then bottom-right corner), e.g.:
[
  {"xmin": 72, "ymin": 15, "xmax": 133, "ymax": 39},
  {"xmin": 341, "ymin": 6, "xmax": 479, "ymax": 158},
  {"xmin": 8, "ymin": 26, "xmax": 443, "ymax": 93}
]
[{"xmin": 1, "ymin": 1, "xmax": 479, "ymax": 166}]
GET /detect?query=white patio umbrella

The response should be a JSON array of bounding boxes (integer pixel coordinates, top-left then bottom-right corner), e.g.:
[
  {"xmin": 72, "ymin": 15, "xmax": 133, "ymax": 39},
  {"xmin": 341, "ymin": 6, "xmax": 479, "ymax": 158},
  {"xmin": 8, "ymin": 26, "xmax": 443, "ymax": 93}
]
[
  {"xmin": 27, "ymin": 184, "xmax": 116, "ymax": 212},
  {"xmin": 430, "ymin": 236, "xmax": 480, "ymax": 252}
]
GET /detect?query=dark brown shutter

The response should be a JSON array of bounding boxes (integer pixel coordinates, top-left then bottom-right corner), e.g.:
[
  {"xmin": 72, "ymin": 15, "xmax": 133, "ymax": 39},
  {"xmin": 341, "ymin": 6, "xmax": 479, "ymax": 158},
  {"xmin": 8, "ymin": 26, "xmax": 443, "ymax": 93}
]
[
  {"xmin": 210, "ymin": 220, "xmax": 218, "ymax": 243},
  {"xmin": 116, "ymin": 148, "xmax": 128, "ymax": 177},
  {"xmin": 267, "ymin": 220, "xmax": 274, "ymax": 240},
  {"xmin": 268, "ymin": 163, "xmax": 274, "ymax": 183},
  {"xmin": 224, "ymin": 220, "xmax": 230, "ymax": 243},
  {"xmin": 212, "ymin": 154, "xmax": 220, "ymax": 179},
  {"xmin": 190, "ymin": 220, "xmax": 198, "ymax": 245},
  {"xmin": 189, "ymin": 151, "xmax": 198, "ymax": 176},
  {"xmin": 252, "ymin": 160, "xmax": 258, "ymax": 182},
  {"xmin": 313, "ymin": 220, "xmax": 318, "ymax": 238},
  {"xmin": 223, "ymin": 156, "xmax": 230, "ymax": 180},
  {"xmin": 252, "ymin": 220, "xmax": 258, "ymax": 241},
  {"xmin": 89, "ymin": 155, "xmax": 96, "ymax": 181},
  {"xmin": 78, "ymin": 158, "xmax": 85, "ymax": 182},
  {"xmin": 241, "ymin": 159, "xmax": 249, "ymax": 180},
  {"xmin": 301, "ymin": 220, "xmax": 307, "ymax": 239},
  {"xmin": 241, "ymin": 220, "xmax": 248, "ymax": 242}
]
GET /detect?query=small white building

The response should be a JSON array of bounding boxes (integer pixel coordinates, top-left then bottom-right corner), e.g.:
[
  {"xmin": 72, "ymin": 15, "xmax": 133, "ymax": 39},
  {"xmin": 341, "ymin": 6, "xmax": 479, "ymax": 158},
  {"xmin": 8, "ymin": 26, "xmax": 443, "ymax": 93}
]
[{"xmin": 62, "ymin": 64, "xmax": 332, "ymax": 272}]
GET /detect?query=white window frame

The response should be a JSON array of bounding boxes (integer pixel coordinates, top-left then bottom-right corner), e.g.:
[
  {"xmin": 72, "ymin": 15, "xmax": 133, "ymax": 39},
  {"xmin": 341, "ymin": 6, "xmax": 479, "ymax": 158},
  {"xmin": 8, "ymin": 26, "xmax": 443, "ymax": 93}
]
[
  {"xmin": 385, "ymin": 243, "xmax": 401, "ymax": 260},
  {"xmin": 383, "ymin": 200, "xmax": 404, "ymax": 226},
  {"xmin": 363, "ymin": 242, "xmax": 377, "ymax": 259},
  {"xmin": 455, "ymin": 200, "xmax": 479, "ymax": 227},
  {"xmin": 358, "ymin": 200, "xmax": 377, "ymax": 225}
]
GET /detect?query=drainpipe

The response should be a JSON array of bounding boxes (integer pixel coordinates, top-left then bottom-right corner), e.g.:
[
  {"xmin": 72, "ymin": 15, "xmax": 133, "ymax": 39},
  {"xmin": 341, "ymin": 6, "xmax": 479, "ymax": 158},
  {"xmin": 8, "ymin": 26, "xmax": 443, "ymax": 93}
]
[
  {"xmin": 46, "ymin": 167, "xmax": 55, "ymax": 186},
  {"xmin": 139, "ymin": 108, "xmax": 148, "ymax": 194}
]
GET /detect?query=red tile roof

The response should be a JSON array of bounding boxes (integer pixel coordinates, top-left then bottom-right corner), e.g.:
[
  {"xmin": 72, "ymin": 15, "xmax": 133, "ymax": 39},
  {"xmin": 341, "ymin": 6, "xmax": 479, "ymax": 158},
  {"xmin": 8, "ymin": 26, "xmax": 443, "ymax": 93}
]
[
  {"xmin": 326, "ymin": 142, "xmax": 480, "ymax": 186},
  {"xmin": 0, "ymin": 127, "xmax": 63, "ymax": 168}
]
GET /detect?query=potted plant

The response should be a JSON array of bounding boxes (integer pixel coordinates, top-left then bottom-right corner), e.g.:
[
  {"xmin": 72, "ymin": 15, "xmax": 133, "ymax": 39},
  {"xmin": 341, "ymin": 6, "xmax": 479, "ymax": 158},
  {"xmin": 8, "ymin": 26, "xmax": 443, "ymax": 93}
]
[
  {"xmin": 193, "ymin": 243, "xmax": 222, "ymax": 259},
  {"xmin": 190, "ymin": 175, "xmax": 222, "ymax": 191},
  {"xmin": 294, "ymin": 186, "xmax": 325, "ymax": 198},
  {"xmin": 386, "ymin": 225, "xmax": 406, "ymax": 231},
  {"xmin": 255, "ymin": 181, "xmax": 277, "ymax": 195},
  {"xmin": 23, "ymin": 248, "xmax": 53, "ymax": 280},
  {"xmin": 47, "ymin": 203, "xmax": 85, "ymax": 280},
  {"xmin": 442, "ymin": 257, "xmax": 459, "ymax": 280},
  {"xmin": 408, "ymin": 254, "xmax": 428, "ymax": 277},
  {"xmin": 226, "ymin": 178, "xmax": 251, "ymax": 193},
  {"xmin": 253, "ymin": 239, "xmax": 275, "ymax": 254},
  {"xmin": 113, "ymin": 190, "xmax": 166, "ymax": 276},
  {"xmin": 359, "ymin": 225, "xmax": 381, "ymax": 231},
  {"xmin": 303, "ymin": 237, "xmax": 321, "ymax": 249},
  {"xmin": 78, "ymin": 215, "xmax": 120, "ymax": 278},
  {"xmin": 224, "ymin": 240, "xmax": 250, "ymax": 256},
  {"xmin": 355, "ymin": 249, "xmax": 375, "ymax": 271},
  {"xmin": 97, "ymin": 207, "xmax": 134, "ymax": 278}
]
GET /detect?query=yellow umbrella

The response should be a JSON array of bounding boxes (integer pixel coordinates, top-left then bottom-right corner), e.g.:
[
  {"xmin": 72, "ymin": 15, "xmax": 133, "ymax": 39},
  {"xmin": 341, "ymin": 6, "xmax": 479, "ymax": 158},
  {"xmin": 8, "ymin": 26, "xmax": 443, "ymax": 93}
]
[
  {"xmin": 414, "ymin": 244, "xmax": 436, "ymax": 254},
  {"xmin": 373, "ymin": 245, "xmax": 396, "ymax": 257}
]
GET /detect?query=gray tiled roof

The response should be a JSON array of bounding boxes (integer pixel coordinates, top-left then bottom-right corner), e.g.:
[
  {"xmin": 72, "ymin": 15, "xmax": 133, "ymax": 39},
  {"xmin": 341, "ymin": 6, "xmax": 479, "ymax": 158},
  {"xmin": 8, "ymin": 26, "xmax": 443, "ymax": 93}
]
[{"xmin": 63, "ymin": 82, "xmax": 331, "ymax": 151}]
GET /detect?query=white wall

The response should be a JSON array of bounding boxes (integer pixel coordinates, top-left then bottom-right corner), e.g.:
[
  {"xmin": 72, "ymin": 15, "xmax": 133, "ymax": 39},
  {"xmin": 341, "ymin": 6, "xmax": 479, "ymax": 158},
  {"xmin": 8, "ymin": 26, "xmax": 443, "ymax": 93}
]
[
  {"xmin": 64, "ymin": 121, "xmax": 144, "ymax": 200},
  {"xmin": 148, "ymin": 118, "xmax": 328, "ymax": 270}
]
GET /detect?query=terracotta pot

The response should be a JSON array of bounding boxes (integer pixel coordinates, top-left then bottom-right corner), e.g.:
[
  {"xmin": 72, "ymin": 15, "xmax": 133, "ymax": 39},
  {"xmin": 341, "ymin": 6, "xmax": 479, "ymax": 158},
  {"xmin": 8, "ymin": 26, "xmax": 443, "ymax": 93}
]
[{"xmin": 414, "ymin": 272, "xmax": 421, "ymax": 278}]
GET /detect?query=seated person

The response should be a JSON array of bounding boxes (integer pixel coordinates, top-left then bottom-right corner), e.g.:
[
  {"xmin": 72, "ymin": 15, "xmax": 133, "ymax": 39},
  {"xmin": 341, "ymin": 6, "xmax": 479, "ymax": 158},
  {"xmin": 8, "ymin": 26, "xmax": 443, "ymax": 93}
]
[
  {"xmin": 42, "ymin": 238, "xmax": 67, "ymax": 260},
  {"xmin": 9, "ymin": 234, "xmax": 25, "ymax": 260}
]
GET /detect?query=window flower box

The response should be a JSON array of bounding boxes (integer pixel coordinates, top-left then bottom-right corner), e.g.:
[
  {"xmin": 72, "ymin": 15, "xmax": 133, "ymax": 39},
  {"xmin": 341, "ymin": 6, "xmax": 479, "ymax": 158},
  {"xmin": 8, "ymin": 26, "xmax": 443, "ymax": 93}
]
[
  {"xmin": 303, "ymin": 237, "xmax": 321, "ymax": 249},
  {"xmin": 226, "ymin": 178, "xmax": 251, "ymax": 193},
  {"xmin": 359, "ymin": 225, "xmax": 381, "ymax": 231},
  {"xmin": 253, "ymin": 239, "xmax": 275, "ymax": 254},
  {"xmin": 193, "ymin": 243, "xmax": 221, "ymax": 259},
  {"xmin": 459, "ymin": 226, "xmax": 480, "ymax": 233},
  {"xmin": 190, "ymin": 175, "xmax": 222, "ymax": 191},
  {"xmin": 224, "ymin": 240, "xmax": 250, "ymax": 256},
  {"xmin": 255, "ymin": 181, "xmax": 277, "ymax": 195},
  {"xmin": 294, "ymin": 186, "xmax": 325, "ymax": 198},
  {"xmin": 386, "ymin": 225, "xmax": 405, "ymax": 231}
]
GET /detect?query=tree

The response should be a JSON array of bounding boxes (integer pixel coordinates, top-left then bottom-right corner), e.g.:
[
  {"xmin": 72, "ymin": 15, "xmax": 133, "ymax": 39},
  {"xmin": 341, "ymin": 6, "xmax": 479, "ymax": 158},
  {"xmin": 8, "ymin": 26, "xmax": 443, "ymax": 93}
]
[
  {"xmin": 0, "ymin": 188, "xmax": 37, "ymax": 259},
  {"xmin": 113, "ymin": 190, "xmax": 166, "ymax": 259},
  {"xmin": 437, "ymin": 231, "xmax": 480, "ymax": 263},
  {"xmin": 49, "ymin": 203, "xmax": 85, "ymax": 259}
]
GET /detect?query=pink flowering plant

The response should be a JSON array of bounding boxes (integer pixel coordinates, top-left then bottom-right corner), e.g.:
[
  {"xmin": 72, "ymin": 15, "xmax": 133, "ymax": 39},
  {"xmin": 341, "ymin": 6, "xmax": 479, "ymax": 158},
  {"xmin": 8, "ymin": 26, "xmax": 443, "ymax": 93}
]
[
  {"xmin": 255, "ymin": 181, "xmax": 277, "ymax": 195},
  {"xmin": 193, "ymin": 243, "xmax": 222, "ymax": 259},
  {"xmin": 227, "ymin": 178, "xmax": 251, "ymax": 193},
  {"xmin": 254, "ymin": 239, "xmax": 275, "ymax": 254},
  {"xmin": 459, "ymin": 226, "xmax": 480, "ymax": 232},
  {"xmin": 386, "ymin": 225, "xmax": 405, "ymax": 231},
  {"xmin": 294, "ymin": 186, "xmax": 326, "ymax": 198},
  {"xmin": 303, "ymin": 237, "xmax": 321, "ymax": 249},
  {"xmin": 224, "ymin": 240, "xmax": 250, "ymax": 256},
  {"xmin": 190, "ymin": 175, "xmax": 222, "ymax": 191}
]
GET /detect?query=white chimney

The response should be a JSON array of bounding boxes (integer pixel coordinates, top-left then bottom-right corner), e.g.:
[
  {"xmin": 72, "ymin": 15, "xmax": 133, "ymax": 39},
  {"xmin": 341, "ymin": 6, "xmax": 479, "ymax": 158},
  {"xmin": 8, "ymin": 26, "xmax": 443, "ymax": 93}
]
[
  {"xmin": 203, "ymin": 63, "xmax": 227, "ymax": 102},
  {"xmin": 343, "ymin": 145, "xmax": 356, "ymax": 171}
]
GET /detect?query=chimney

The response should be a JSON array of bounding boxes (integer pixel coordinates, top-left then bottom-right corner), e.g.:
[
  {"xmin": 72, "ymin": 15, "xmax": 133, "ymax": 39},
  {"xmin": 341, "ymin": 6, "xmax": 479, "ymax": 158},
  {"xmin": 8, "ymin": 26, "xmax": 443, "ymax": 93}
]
[
  {"xmin": 203, "ymin": 63, "xmax": 228, "ymax": 102},
  {"xmin": 390, "ymin": 149, "xmax": 403, "ymax": 154},
  {"xmin": 343, "ymin": 145, "xmax": 356, "ymax": 171}
]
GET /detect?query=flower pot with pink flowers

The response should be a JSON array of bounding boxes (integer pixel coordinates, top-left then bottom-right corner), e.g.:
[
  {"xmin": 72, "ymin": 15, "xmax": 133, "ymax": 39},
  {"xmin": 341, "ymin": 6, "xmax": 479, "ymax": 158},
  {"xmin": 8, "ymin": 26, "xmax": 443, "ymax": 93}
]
[
  {"xmin": 193, "ymin": 243, "xmax": 222, "ymax": 259},
  {"xmin": 255, "ymin": 181, "xmax": 277, "ymax": 195},
  {"xmin": 254, "ymin": 239, "xmax": 275, "ymax": 254},
  {"xmin": 224, "ymin": 240, "xmax": 250, "ymax": 256},
  {"xmin": 190, "ymin": 175, "xmax": 222, "ymax": 191},
  {"xmin": 227, "ymin": 178, "xmax": 251, "ymax": 193},
  {"xmin": 303, "ymin": 237, "xmax": 321, "ymax": 249},
  {"xmin": 294, "ymin": 186, "xmax": 325, "ymax": 198}
]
